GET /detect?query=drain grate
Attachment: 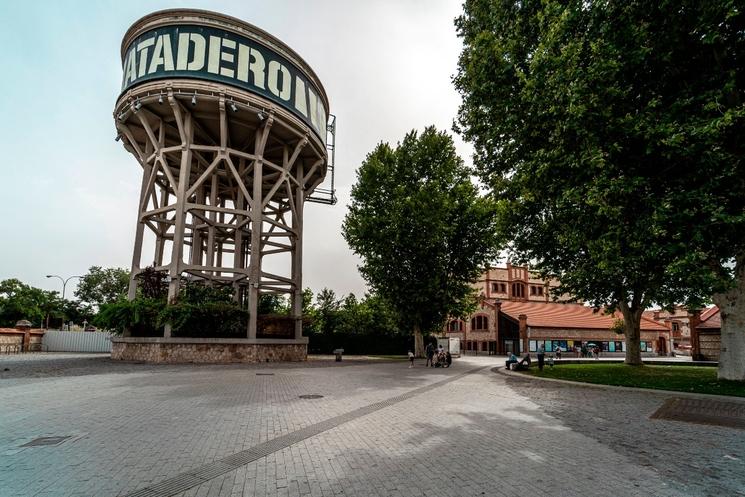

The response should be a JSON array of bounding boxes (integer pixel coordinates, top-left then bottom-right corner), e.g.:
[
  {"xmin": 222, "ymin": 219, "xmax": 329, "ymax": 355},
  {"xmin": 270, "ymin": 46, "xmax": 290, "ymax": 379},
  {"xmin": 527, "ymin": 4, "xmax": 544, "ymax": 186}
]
[
  {"xmin": 298, "ymin": 394, "xmax": 324, "ymax": 399},
  {"xmin": 21, "ymin": 436, "xmax": 71, "ymax": 447},
  {"xmin": 256, "ymin": 373, "xmax": 274, "ymax": 376},
  {"xmin": 651, "ymin": 398, "xmax": 745, "ymax": 430}
]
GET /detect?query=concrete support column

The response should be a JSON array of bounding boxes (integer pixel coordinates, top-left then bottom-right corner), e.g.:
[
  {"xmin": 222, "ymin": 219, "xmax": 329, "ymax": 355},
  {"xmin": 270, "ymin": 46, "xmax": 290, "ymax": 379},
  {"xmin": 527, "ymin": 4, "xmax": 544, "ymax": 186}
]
[
  {"xmin": 165, "ymin": 109, "xmax": 194, "ymax": 337},
  {"xmin": 127, "ymin": 163, "xmax": 151, "ymax": 301},
  {"xmin": 247, "ymin": 132, "xmax": 264, "ymax": 339},
  {"xmin": 233, "ymin": 159, "xmax": 246, "ymax": 301},
  {"xmin": 292, "ymin": 163, "xmax": 305, "ymax": 340},
  {"xmin": 518, "ymin": 314, "xmax": 528, "ymax": 354},
  {"xmin": 494, "ymin": 301, "xmax": 502, "ymax": 354}
]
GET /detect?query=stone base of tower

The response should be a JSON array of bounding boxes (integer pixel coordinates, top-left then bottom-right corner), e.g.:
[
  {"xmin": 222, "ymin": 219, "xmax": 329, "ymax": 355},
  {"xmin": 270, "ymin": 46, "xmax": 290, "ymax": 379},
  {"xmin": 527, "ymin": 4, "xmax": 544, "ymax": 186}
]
[{"xmin": 111, "ymin": 337, "xmax": 308, "ymax": 363}]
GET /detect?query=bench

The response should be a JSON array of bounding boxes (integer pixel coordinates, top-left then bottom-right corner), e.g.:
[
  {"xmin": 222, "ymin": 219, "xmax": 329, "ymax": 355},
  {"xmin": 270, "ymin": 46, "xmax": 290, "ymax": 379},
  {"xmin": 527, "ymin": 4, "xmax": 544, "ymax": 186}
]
[
  {"xmin": 333, "ymin": 348, "xmax": 344, "ymax": 362},
  {"xmin": 510, "ymin": 356, "xmax": 532, "ymax": 371}
]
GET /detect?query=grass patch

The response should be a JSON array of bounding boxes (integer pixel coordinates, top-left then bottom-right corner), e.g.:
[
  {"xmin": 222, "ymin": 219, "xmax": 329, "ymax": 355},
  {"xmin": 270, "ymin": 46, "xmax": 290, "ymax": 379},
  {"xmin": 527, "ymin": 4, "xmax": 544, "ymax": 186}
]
[{"xmin": 522, "ymin": 363, "xmax": 745, "ymax": 397}]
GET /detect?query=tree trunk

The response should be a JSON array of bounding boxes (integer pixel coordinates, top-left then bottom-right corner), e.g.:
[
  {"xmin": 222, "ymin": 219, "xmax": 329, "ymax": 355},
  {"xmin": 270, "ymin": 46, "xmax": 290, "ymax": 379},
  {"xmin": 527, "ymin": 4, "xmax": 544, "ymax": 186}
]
[
  {"xmin": 619, "ymin": 302, "xmax": 643, "ymax": 366},
  {"xmin": 713, "ymin": 258, "xmax": 745, "ymax": 381},
  {"xmin": 414, "ymin": 324, "xmax": 425, "ymax": 358}
]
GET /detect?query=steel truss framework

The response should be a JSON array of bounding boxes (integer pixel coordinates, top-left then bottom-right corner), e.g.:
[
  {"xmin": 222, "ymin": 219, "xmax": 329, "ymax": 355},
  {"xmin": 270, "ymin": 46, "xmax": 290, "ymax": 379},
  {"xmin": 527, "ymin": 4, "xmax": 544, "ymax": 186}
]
[{"xmin": 115, "ymin": 81, "xmax": 329, "ymax": 339}]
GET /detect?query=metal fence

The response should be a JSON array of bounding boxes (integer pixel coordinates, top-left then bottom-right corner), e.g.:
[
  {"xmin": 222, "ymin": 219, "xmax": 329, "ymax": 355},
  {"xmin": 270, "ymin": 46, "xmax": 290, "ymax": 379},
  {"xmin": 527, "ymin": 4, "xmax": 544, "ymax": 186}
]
[{"xmin": 42, "ymin": 330, "xmax": 113, "ymax": 353}]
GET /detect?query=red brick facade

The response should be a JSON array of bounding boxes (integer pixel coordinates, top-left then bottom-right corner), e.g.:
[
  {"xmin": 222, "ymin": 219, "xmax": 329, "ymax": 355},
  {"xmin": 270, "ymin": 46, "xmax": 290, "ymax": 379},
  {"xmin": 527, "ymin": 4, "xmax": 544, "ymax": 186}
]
[{"xmin": 443, "ymin": 265, "xmax": 671, "ymax": 356}]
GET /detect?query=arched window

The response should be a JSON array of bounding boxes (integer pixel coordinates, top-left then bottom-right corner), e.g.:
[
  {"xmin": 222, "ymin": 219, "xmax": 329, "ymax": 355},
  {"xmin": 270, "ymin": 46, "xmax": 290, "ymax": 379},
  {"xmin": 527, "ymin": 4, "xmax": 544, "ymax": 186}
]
[
  {"xmin": 448, "ymin": 320, "xmax": 464, "ymax": 332},
  {"xmin": 511, "ymin": 282, "xmax": 525, "ymax": 298},
  {"xmin": 471, "ymin": 315, "xmax": 488, "ymax": 331}
]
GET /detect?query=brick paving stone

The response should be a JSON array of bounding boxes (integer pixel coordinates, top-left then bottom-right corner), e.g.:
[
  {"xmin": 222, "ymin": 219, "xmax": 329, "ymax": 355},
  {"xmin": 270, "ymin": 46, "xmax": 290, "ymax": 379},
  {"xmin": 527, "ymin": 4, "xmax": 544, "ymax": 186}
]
[{"xmin": 1, "ymin": 354, "xmax": 743, "ymax": 496}]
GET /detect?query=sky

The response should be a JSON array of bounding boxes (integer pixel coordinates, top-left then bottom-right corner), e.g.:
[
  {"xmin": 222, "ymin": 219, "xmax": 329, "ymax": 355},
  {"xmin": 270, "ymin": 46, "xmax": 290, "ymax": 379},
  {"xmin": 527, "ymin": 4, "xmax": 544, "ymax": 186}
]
[{"xmin": 0, "ymin": 0, "xmax": 473, "ymax": 299}]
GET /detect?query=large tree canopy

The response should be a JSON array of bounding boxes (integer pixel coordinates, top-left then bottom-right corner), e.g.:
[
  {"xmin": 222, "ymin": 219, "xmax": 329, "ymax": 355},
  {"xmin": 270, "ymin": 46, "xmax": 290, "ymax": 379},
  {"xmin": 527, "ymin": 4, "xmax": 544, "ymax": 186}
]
[
  {"xmin": 343, "ymin": 126, "xmax": 498, "ymax": 356},
  {"xmin": 75, "ymin": 266, "xmax": 129, "ymax": 309},
  {"xmin": 0, "ymin": 279, "xmax": 62, "ymax": 328},
  {"xmin": 454, "ymin": 0, "xmax": 745, "ymax": 367}
]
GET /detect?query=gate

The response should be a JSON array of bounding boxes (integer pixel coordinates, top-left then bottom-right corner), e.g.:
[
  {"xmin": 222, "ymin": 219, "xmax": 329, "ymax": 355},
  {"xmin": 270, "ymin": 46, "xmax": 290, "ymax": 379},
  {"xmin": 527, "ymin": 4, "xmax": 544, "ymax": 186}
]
[{"xmin": 42, "ymin": 330, "xmax": 112, "ymax": 353}]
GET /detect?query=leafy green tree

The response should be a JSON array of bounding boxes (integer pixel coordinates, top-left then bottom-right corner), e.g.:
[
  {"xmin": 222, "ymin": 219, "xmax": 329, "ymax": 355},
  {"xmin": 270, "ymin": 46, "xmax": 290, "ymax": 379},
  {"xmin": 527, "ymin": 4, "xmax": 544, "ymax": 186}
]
[
  {"xmin": 0, "ymin": 279, "xmax": 65, "ymax": 328},
  {"xmin": 75, "ymin": 266, "xmax": 129, "ymax": 308},
  {"xmin": 62, "ymin": 300, "xmax": 96, "ymax": 327},
  {"xmin": 454, "ymin": 0, "xmax": 743, "ymax": 367},
  {"xmin": 258, "ymin": 293, "xmax": 289, "ymax": 315},
  {"xmin": 314, "ymin": 288, "xmax": 341, "ymax": 335},
  {"xmin": 343, "ymin": 127, "xmax": 498, "ymax": 356}
]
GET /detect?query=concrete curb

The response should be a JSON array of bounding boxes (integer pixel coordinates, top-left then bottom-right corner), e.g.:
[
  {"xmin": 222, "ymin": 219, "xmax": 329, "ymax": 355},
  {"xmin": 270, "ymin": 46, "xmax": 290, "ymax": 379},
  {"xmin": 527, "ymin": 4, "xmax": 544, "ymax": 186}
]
[{"xmin": 493, "ymin": 365, "xmax": 745, "ymax": 404}]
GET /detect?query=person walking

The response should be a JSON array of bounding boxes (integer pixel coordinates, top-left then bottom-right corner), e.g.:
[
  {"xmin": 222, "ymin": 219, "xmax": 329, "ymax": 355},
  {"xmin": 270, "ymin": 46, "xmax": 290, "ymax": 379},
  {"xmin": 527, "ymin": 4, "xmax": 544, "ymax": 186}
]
[
  {"xmin": 425, "ymin": 342, "xmax": 435, "ymax": 367},
  {"xmin": 408, "ymin": 350, "xmax": 415, "ymax": 368},
  {"xmin": 537, "ymin": 344, "xmax": 546, "ymax": 371}
]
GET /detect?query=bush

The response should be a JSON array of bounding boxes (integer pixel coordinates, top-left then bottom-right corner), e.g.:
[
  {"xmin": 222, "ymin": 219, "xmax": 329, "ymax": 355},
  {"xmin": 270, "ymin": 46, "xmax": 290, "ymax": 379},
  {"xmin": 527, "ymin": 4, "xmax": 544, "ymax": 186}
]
[
  {"xmin": 161, "ymin": 301, "xmax": 248, "ymax": 338},
  {"xmin": 94, "ymin": 297, "xmax": 164, "ymax": 336}
]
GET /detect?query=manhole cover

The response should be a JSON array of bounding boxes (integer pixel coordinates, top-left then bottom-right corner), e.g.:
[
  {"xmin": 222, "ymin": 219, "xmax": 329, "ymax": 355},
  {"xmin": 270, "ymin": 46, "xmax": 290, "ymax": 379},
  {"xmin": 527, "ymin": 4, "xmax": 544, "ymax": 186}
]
[
  {"xmin": 299, "ymin": 394, "xmax": 323, "ymax": 399},
  {"xmin": 256, "ymin": 373, "xmax": 274, "ymax": 376},
  {"xmin": 21, "ymin": 436, "xmax": 71, "ymax": 447},
  {"xmin": 651, "ymin": 398, "xmax": 745, "ymax": 430}
]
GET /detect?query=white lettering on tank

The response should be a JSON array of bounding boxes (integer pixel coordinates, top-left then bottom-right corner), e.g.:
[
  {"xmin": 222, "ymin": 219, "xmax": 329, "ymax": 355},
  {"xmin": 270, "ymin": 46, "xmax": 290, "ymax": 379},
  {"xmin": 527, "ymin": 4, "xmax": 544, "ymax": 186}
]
[
  {"xmin": 236, "ymin": 43, "xmax": 250, "ymax": 82},
  {"xmin": 267, "ymin": 60, "xmax": 291, "ymax": 101},
  {"xmin": 308, "ymin": 88, "xmax": 321, "ymax": 132},
  {"xmin": 176, "ymin": 33, "xmax": 206, "ymax": 71},
  {"xmin": 220, "ymin": 38, "xmax": 236, "ymax": 78},
  {"xmin": 148, "ymin": 34, "xmax": 174, "ymax": 74},
  {"xmin": 248, "ymin": 48, "xmax": 265, "ymax": 89},
  {"xmin": 136, "ymin": 37, "xmax": 155, "ymax": 78},
  {"xmin": 294, "ymin": 78, "xmax": 307, "ymax": 116},
  {"xmin": 122, "ymin": 46, "xmax": 137, "ymax": 87}
]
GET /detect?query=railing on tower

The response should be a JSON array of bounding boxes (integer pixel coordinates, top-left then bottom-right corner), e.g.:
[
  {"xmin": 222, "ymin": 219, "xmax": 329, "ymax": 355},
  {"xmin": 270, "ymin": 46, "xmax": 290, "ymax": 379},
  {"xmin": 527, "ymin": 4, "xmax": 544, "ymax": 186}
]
[{"xmin": 307, "ymin": 114, "xmax": 337, "ymax": 205}]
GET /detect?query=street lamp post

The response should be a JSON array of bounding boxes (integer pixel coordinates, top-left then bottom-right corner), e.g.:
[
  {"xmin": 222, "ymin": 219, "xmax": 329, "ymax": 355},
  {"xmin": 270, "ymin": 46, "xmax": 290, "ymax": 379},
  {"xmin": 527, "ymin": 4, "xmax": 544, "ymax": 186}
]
[
  {"xmin": 46, "ymin": 274, "xmax": 82, "ymax": 331},
  {"xmin": 45, "ymin": 274, "xmax": 82, "ymax": 300}
]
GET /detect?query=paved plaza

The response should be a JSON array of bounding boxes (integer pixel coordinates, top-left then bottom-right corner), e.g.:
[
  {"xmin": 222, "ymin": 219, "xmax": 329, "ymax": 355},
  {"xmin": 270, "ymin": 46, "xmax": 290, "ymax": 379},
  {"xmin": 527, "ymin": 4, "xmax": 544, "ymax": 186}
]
[{"xmin": 1, "ymin": 353, "xmax": 743, "ymax": 497}]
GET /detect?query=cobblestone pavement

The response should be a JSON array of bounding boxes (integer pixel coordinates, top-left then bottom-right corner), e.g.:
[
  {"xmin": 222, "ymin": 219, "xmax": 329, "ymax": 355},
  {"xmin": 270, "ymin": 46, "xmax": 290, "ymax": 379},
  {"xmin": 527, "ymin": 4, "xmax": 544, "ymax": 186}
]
[{"xmin": 1, "ymin": 353, "xmax": 742, "ymax": 497}]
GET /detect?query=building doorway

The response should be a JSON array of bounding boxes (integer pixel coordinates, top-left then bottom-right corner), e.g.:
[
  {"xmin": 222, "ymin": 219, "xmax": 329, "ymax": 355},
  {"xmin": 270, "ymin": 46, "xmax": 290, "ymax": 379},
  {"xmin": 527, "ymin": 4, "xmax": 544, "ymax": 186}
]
[
  {"xmin": 657, "ymin": 337, "xmax": 667, "ymax": 356},
  {"xmin": 503, "ymin": 340, "xmax": 519, "ymax": 355}
]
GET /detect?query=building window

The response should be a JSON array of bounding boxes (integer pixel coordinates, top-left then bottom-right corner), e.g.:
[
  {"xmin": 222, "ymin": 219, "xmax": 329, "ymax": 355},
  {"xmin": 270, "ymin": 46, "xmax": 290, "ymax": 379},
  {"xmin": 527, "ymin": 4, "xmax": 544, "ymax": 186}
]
[
  {"xmin": 511, "ymin": 283, "xmax": 525, "ymax": 298},
  {"xmin": 672, "ymin": 322, "xmax": 680, "ymax": 332},
  {"xmin": 481, "ymin": 342, "xmax": 488, "ymax": 352},
  {"xmin": 448, "ymin": 320, "xmax": 464, "ymax": 332},
  {"xmin": 471, "ymin": 315, "xmax": 488, "ymax": 330},
  {"xmin": 529, "ymin": 285, "xmax": 545, "ymax": 296},
  {"xmin": 500, "ymin": 283, "xmax": 506, "ymax": 292},
  {"xmin": 491, "ymin": 282, "xmax": 498, "ymax": 292}
]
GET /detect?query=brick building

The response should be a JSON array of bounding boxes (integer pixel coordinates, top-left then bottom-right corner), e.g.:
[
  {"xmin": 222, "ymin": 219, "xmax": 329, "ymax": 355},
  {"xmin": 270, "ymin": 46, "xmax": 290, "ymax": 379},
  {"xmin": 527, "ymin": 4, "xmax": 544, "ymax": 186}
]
[
  {"xmin": 643, "ymin": 306, "xmax": 692, "ymax": 350},
  {"xmin": 443, "ymin": 265, "xmax": 671, "ymax": 356},
  {"xmin": 691, "ymin": 306, "xmax": 721, "ymax": 361}
]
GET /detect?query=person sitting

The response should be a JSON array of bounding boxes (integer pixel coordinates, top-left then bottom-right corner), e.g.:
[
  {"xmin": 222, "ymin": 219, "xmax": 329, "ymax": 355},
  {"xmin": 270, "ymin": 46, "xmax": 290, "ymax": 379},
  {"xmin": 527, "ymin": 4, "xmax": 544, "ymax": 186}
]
[
  {"xmin": 505, "ymin": 352, "xmax": 518, "ymax": 369},
  {"xmin": 514, "ymin": 354, "xmax": 532, "ymax": 370},
  {"xmin": 445, "ymin": 351, "xmax": 452, "ymax": 367}
]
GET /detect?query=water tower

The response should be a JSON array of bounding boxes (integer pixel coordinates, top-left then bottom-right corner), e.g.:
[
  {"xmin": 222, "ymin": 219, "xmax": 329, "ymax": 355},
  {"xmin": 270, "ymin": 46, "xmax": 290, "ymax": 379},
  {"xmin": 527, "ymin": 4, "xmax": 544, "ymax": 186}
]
[{"xmin": 112, "ymin": 9, "xmax": 335, "ymax": 362}]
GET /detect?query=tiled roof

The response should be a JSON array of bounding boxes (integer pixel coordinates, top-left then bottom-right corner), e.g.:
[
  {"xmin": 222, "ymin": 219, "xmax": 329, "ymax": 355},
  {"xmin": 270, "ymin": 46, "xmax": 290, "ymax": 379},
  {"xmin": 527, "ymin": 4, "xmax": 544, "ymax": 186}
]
[
  {"xmin": 499, "ymin": 301, "xmax": 668, "ymax": 331},
  {"xmin": 697, "ymin": 306, "xmax": 720, "ymax": 330},
  {"xmin": 642, "ymin": 310, "xmax": 658, "ymax": 321}
]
